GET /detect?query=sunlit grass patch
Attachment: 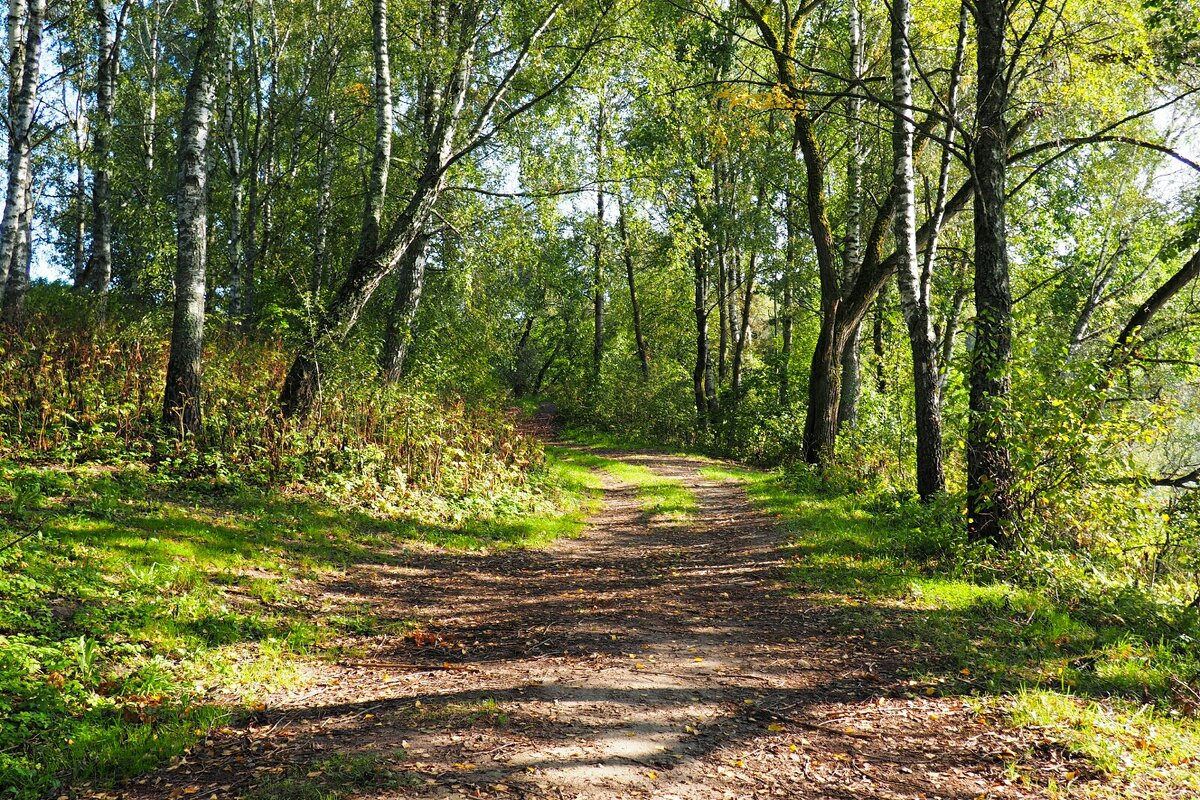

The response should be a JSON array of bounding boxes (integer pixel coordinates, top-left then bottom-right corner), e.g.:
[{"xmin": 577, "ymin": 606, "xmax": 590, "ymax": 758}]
[
  {"xmin": 1006, "ymin": 689, "xmax": 1200, "ymax": 796},
  {"xmin": 604, "ymin": 460, "xmax": 696, "ymax": 522},
  {"xmin": 0, "ymin": 447, "xmax": 603, "ymax": 798}
]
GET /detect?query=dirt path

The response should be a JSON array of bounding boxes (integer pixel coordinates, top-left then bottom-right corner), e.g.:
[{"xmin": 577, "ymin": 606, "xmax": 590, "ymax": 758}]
[{"xmin": 111, "ymin": 452, "xmax": 1083, "ymax": 800}]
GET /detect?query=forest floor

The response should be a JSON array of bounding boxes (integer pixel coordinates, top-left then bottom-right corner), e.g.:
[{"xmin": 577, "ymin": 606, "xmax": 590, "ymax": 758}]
[{"xmin": 80, "ymin": 448, "xmax": 1107, "ymax": 800}]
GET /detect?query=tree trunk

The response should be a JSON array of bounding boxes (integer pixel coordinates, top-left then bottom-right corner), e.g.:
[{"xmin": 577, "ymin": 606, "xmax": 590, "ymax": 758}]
[
  {"xmin": 793, "ymin": 110, "xmax": 845, "ymax": 464},
  {"xmin": 779, "ymin": 135, "xmax": 798, "ymax": 407},
  {"xmin": 618, "ymin": 191, "xmax": 649, "ymax": 379},
  {"xmin": 839, "ymin": 331, "xmax": 862, "ymax": 427},
  {"xmin": 873, "ymin": 284, "xmax": 889, "ymax": 393},
  {"xmin": 892, "ymin": 0, "xmax": 945, "ymax": 500},
  {"xmin": 838, "ymin": 0, "xmax": 866, "ymax": 430},
  {"xmin": 71, "ymin": 85, "xmax": 88, "ymax": 282},
  {"xmin": 592, "ymin": 101, "xmax": 605, "ymax": 383},
  {"xmin": 142, "ymin": 0, "xmax": 160, "ymax": 178},
  {"xmin": 0, "ymin": 0, "xmax": 44, "ymax": 306},
  {"xmin": 2, "ymin": 181, "xmax": 32, "ymax": 329},
  {"xmin": 693, "ymin": 247, "xmax": 711, "ymax": 431},
  {"xmin": 780, "ymin": 269, "xmax": 792, "ymax": 405},
  {"xmin": 379, "ymin": 232, "xmax": 432, "ymax": 382},
  {"xmin": 162, "ymin": 0, "xmax": 221, "ymax": 436},
  {"xmin": 222, "ymin": 32, "xmax": 245, "ymax": 318},
  {"xmin": 727, "ymin": 251, "xmax": 756, "ymax": 446},
  {"xmin": 967, "ymin": 0, "xmax": 1015, "ymax": 543},
  {"xmin": 78, "ymin": 0, "xmax": 122, "ymax": 301},
  {"xmin": 312, "ymin": 102, "xmax": 336, "ymax": 295},
  {"xmin": 361, "ymin": 0, "xmax": 391, "ymax": 259},
  {"xmin": 938, "ymin": 278, "xmax": 968, "ymax": 401},
  {"xmin": 513, "ymin": 316, "xmax": 535, "ymax": 396}
]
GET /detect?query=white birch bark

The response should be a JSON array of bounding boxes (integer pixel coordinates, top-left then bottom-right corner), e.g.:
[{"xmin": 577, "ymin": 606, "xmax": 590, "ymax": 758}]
[
  {"xmin": 0, "ymin": 0, "xmax": 45, "ymax": 305},
  {"xmin": 162, "ymin": 0, "xmax": 223, "ymax": 435}
]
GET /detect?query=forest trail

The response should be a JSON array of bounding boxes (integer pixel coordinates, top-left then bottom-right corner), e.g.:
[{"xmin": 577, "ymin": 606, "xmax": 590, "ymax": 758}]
[{"xmin": 108, "ymin": 451, "xmax": 1082, "ymax": 800}]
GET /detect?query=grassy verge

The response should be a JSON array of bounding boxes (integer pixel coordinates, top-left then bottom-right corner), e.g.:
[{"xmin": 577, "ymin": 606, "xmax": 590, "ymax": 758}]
[
  {"xmin": 702, "ymin": 464, "xmax": 1200, "ymax": 799},
  {"xmin": 549, "ymin": 446, "xmax": 696, "ymax": 523},
  {"xmin": 0, "ymin": 449, "xmax": 600, "ymax": 799}
]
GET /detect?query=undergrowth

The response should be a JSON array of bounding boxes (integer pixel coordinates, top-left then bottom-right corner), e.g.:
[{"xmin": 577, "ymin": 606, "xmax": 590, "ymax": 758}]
[
  {"xmin": 0, "ymin": 294, "xmax": 602, "ymax": 798},
  {"xmin": 704, "ymin": 463, "xmax": 1200, "ymax": 798}
]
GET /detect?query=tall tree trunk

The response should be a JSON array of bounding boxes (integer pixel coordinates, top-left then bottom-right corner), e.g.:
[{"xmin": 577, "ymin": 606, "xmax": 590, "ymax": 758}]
[
  {"xmin": 3, "ymin": 181, "xmax": 32, "ymax": 329},
  {"xmin": 162, "ymin": 0, "xmax": 222, "ymax": 436},
  {"xmin": 779, "ymin": 133, "xmax": 799, "ymax": 406},
  {"xmin": 70, "ymin": 83, "xmax": 88, "ymax": 282},
  {"xmin": 725, "ymin": 248, "xmax": 739, "ymax": 386},
  {"xmin": 927, "ymin": 7, "xmax": 968, "ymax": 409},
  {"xmin": 839, "ymin": 330, "xmax": 862, "ymax": 427},
  {"xmin": 794, "ymin": 111, "xmax": 845, "ymax": 464},
  {"xmin": 873, "ymin": 284, "xmax": 889, "ymax": 393},
  {"xmin": 0, "ymin": 0, "xmax": 44, "ymax": 306},
  {"xmin": 937, "ymin": 278, "xmax": 968, "ymax": 400},
  {"xmin": 312, "ymin": 102, "xmax": 336, "ymax": 295},
  {"xmin": 361, "ymin": 0, "xmax": 391, "ymax": 259},
  {"xmin": 727, "ymin": 251, "xmax": 756, "ymax": 446},
  {"xmin": 379, "ymin": 232, "xmax": 431, "ymax": 382},
  {"xmin": 223, "ymin": 32, "xmax": 245, "ymax": 318},
  {"xmin": 592, "ymin": 100, "xmax": 605, "ymax": 383},
  {"xmin": 618, "ymin": 191, "xmax": 649, "ymax": 379},
  {"xmin": 242, "ymin": 0, "xmax": 269, "ymax": 326},
  {"xmin": 838, "ymin": 0, "xmax": 866, "ymax": 429},
  {"xmin": 693, "ymin": 247, "xmax": 711, "ymax": 432},
  {"xmin": 79, "ymin": 0, "xmax": 124, "ymax": 301},
  {"xmin": 780, "ymin": 269, "xmax": 792, "ymax": 404},
  {"xmin": 142, "ymin": 0, "xmax": 160, "ymax": 178},
  {"xmin": 892, "ymin": 0, "xmax": 945, "ymax": 500},
  {"xmin": 967, "ymin": 0, "xmax": 1015, "ymax": 543}
]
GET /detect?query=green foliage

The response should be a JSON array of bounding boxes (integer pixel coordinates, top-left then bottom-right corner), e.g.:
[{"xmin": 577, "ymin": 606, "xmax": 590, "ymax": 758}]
[
  {"xmin": 0, "ymin": 295, "xmax": 602, "ymax": 797},
  {"xmin": 1, "ymin": 288, "xmax": 541, "ymax": 508}
]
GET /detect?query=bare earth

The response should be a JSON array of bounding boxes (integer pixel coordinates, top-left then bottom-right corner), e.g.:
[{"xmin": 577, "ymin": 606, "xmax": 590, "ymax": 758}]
[{"xmin": 104, "ymin": 451, "xmax": 1087, "ymax": 800}]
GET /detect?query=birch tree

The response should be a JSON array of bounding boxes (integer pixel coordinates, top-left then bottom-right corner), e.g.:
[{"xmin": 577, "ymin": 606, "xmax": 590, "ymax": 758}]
[
  {"xmin": 162, "ymin": 0, "xmax": 223, "ymax": 435},
  {"xmin": 0, "ymin": 0, "xmax": 46, "ymax": 308},
  {"xmin": 279, "ymin": 0, "xmax": 614, "ymax": 419},
  {"xmin": 892, "ymin": 0, "xmax": 945, "ymax": 499}
]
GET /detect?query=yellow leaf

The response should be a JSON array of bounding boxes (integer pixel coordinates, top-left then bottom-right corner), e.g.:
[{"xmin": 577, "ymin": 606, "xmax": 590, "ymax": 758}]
[{"xmin": 767, "ymin": 722, "xmax": 785, "ymax": 732}]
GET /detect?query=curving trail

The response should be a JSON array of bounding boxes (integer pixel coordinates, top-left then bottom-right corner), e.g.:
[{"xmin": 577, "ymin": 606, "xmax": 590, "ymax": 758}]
[{"xmin": 110, "ymin": 451, "xmax": 1080, "ymax": 800}]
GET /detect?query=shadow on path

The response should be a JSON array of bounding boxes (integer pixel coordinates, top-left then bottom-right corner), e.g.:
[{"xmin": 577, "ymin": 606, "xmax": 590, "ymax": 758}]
[{"xmin": 106, "ymin": 451, "xmax": 1085, "ymax": 800}]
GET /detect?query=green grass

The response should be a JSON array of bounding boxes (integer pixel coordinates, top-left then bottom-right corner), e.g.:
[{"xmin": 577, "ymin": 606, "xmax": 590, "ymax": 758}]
[
  {"xmin": 704, "ymin": 464, "xmax": 1200, "ymax": 799},
  {"xmin": 604, "ymin": 461, "xmax": 696, "ymax": 522},
  {"xmin": 249, "ymin": 752, "xmax": 413, "ymax": 800},
  {"xmin": 551, "ymin": 446, "xmax": 696, "ymax": 522},
  {"xmin": 0, "ymin": 448, "xmax": 600, "ymax": 799}
]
